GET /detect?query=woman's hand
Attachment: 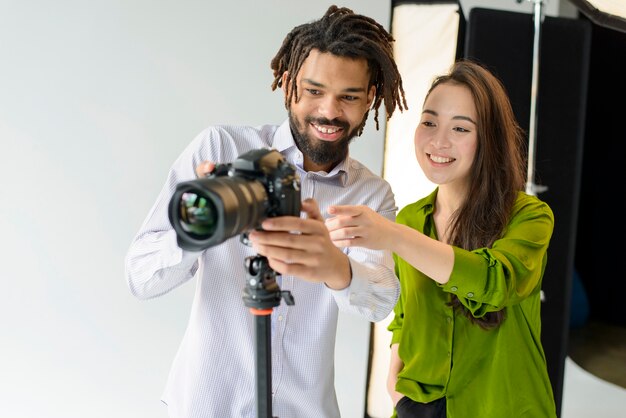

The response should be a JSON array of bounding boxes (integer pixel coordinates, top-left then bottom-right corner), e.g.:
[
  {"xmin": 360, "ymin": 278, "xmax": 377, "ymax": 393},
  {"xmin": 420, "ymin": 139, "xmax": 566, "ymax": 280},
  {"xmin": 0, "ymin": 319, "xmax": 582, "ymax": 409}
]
[
  {"xmin": 388, "ymin": 343, "xmax": 404, "ymax": 406},
  {"xmin": 325, "ymin": 205, "xmax": 395, "ymax": 251}
]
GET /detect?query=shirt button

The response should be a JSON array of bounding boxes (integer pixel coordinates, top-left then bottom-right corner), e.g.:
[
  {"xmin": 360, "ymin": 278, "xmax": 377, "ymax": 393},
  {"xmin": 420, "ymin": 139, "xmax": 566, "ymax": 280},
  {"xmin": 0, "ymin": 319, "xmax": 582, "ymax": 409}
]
[
  {"xmin": 450, "ymin": 286, "xmax": 458, "ymax": 292},
  {"xmin": 278, "ymin": 315, "xmax": 283, "ymax": 321},
  {"xmin": 467, "ymin": 292, "xmax": 474, "ymax": 298}
]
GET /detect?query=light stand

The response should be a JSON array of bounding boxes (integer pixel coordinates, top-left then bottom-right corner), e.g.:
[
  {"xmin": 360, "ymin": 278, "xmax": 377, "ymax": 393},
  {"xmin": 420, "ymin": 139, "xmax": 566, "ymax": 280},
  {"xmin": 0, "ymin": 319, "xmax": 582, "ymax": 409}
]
[
  {"xmin": 518, "ymin": 0, "xmax": 549, "ymax": 196},
  {"xmin": 242, "ymin": 254, "xmax": 294, "ymax": 418},
  {"xmin": 516, "ymin": 0, "xmax": 549, "ymax": 303}
]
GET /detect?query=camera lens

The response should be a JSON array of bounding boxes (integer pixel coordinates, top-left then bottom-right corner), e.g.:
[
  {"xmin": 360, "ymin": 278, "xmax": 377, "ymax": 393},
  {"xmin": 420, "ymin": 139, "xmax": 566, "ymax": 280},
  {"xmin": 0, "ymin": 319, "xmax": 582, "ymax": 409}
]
[
  {"xmin": 178, "ymin": 192, "xmax": 218, "ymax": 238},
  {"xmin": 168, "ymin": 148, "xmax": 301, "ymax": 252},
  {"xmin": 169, "ymin": 177, "xmax": 268, "ymax": 250}
]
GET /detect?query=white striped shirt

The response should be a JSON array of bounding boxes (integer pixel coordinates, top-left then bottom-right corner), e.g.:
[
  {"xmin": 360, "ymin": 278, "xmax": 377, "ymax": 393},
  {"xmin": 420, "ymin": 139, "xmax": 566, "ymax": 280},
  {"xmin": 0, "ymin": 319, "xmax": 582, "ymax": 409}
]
[{"xmin": 125, "ymin": 119, "xmax": 399, "ymax": 418}]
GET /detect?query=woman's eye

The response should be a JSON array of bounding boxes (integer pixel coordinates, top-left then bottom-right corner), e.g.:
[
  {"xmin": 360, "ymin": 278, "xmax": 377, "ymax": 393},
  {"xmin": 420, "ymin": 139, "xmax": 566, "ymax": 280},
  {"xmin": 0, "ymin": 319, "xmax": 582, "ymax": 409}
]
[{"xmin": 454, "ymin": 127, "xmax": 470, "ymax": 133}]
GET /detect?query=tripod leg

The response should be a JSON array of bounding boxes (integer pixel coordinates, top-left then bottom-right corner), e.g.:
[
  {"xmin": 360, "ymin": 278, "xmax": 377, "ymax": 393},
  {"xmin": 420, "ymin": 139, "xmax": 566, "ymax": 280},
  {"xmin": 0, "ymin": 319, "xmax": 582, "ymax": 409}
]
[
  {"xmin": 254, "ymin": 311, "xmax": 273, "ymax": 418},
  {"xmin": 244, "ymin": 255, "xmax": 290, "ymax": 418}
]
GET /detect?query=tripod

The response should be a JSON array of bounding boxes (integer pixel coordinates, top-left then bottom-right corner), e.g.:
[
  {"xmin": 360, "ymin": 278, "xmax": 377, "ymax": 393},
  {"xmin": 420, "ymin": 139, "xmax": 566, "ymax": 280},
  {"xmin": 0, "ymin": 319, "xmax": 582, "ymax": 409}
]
[{"xmin": 243, "ymin": 254, "xmax": 294, "ymax": 418}]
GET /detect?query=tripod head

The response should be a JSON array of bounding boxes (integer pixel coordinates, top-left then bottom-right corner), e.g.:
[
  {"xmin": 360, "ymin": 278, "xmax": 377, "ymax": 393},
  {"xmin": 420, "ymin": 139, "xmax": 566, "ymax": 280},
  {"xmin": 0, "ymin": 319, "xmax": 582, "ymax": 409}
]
[{"xmin": 243, "ymin": 255, "xmax": 294, "ymax": 312}]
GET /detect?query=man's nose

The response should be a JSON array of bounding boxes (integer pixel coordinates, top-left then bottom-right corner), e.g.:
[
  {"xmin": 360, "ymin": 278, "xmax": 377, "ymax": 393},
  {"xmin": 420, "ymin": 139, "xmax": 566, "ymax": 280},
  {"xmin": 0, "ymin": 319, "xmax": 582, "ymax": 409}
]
[{"xmin": 318, "ymin": 97, "xmax": 343, "ymax": 120}]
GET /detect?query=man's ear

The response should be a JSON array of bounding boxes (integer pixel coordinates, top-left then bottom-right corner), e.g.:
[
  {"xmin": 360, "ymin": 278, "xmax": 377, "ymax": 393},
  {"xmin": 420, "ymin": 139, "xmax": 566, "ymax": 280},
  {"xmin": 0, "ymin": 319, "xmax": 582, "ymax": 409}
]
[
  {"xmin": 367, "ymin": 84, "xmax": 376, "ymax": 109},
  {"xmin": 281, "ymin": 71, "xmax": 290, "ymax": 95},
  {"xmin": 281, "ymin": 71, "xmax": 295, "ymax": 109}
]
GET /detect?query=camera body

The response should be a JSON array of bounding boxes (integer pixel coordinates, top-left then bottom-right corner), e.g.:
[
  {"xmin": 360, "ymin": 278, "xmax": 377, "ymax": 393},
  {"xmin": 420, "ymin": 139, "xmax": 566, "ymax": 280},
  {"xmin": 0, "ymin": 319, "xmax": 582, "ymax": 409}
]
[{"xmin": 168, "ymin": 148, "xmax": 301, "ymax": 251}]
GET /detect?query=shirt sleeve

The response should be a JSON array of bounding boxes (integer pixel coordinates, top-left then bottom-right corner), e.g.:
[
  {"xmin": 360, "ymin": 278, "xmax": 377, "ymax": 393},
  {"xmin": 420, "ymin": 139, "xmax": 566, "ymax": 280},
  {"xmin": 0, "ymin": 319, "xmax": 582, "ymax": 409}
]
[
  {"xmin": 440, "ymin": 196, "xmax": 555, "ymax": 317},
  {"xmin": 329, "ymin": 194, "xmax": 400, "ymax": 323},
  {"xmin": 124, "ymin": 133, "xmax": 209, "ymax": 299}
]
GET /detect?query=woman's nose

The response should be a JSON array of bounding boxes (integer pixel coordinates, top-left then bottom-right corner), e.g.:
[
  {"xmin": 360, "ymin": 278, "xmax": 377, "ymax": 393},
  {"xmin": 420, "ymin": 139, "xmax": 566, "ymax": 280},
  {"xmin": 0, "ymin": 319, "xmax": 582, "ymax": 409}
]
[{"xmin": 432, "ymin": 130, "xmax": 451, "ymax": 148}]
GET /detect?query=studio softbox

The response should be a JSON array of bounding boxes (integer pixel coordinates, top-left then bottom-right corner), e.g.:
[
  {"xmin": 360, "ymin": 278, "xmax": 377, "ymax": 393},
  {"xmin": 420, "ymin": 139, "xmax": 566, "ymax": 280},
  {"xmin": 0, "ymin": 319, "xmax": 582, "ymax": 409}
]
[{"xmin": 568, "ymin": 0, "xmax": 626, "ymax": 32}]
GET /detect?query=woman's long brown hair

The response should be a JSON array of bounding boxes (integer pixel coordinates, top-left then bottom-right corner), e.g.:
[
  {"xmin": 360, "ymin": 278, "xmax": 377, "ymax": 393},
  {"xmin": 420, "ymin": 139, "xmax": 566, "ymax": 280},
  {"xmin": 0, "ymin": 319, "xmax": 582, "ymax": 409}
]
[{"xmin": 427, "ymin": 60, "xmax": 527, "ymax": 329}]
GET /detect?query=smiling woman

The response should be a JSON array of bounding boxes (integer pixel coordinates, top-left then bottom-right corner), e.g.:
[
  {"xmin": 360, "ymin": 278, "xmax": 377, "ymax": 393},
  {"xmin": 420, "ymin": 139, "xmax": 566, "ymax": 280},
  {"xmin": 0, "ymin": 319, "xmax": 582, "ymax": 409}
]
[
  {"xmin": 413, "ymin": 82, "xmax": 478, "ymax": 190},
  {"xmin": 327, "ymin": 59, "xmax": 556, "ymax": 418},
  {"xmin": 0, "ymin": 2, "xmax": 400, "ymax": 418},
  {"xmin": 368, "ymin": 2, "xmax": 463, "ymax": 416},
  {"xmin": 326, "ymin": 60, "xmax": 556, "ymax": 418}
]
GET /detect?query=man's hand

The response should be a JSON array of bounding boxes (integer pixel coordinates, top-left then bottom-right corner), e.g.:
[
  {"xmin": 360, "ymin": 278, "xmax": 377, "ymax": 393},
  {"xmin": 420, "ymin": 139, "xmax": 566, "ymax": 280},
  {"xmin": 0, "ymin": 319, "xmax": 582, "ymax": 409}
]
[
  {"xmin": 248, "ymin": 199, "xmax": 351, "ymax": 290},
  {"xmin": 195, "ymin": 161, "xmax": 215, "ymax": 178}
]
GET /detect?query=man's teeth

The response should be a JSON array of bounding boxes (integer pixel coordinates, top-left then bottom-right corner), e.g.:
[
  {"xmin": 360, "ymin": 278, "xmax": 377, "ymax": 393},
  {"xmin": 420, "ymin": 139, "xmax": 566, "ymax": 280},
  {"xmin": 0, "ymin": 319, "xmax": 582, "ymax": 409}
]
[
  {"xmin": 430, "ymin": 155, "xmax": 453, "ymax": 163},
  {"xmin": 314, "ymin": 124, "xmax": 340, "ymax": 134}
]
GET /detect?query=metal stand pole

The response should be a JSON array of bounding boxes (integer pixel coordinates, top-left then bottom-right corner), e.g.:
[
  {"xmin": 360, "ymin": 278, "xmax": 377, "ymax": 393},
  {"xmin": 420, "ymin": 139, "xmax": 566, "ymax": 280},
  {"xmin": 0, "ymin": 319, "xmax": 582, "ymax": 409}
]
[
  {"xmin": 243, "ymin": 255, "xmax": 294, "ymax": 418},
  {"xmin": 519, "ymin": 0, "xmax": 548, "ymax": 196},
  {"xmin": 517, "ymin": 0, "xmax": 548, "ymax": 304}
]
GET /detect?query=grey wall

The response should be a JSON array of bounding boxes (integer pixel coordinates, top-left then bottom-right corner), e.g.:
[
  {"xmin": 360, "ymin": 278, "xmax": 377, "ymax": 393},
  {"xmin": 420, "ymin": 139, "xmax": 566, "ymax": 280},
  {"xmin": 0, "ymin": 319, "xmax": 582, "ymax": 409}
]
[{"xmin": 0, "ymin": 1, "xmax": 388, "ymax": 417}]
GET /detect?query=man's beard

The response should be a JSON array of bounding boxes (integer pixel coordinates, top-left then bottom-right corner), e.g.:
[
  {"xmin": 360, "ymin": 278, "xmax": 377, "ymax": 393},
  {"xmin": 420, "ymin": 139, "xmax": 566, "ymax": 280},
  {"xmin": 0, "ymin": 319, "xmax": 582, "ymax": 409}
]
[{"xmin": 288, "ymin": 111, "xmax": 366, "ymax": 169}]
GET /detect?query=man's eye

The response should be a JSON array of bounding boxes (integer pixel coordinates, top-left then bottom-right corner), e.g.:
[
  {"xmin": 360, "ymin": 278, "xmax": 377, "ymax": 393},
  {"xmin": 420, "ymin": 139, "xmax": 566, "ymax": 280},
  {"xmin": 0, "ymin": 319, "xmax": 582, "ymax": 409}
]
[
  {"xmin": 306, "ymin": 89, "xmax": 321, "ymax": 95},
  {"xmin": 343, "ymin": 96, "xmax": 358, "ymax": 101},
  {"xmin": 422, "ymin": 121, "xmax": 435, "ymax": 127}
]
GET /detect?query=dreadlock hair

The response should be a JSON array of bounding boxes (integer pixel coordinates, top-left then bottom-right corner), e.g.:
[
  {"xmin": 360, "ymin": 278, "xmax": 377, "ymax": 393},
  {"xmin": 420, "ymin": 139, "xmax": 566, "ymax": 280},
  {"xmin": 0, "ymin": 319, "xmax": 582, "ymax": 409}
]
[
  {"xmin": 270, "ymin": 5, "xmax": 407, "ymax": 133},
  {"xmin": 427, "ymin": 59, "xmax": 527, "ymax": 330}
]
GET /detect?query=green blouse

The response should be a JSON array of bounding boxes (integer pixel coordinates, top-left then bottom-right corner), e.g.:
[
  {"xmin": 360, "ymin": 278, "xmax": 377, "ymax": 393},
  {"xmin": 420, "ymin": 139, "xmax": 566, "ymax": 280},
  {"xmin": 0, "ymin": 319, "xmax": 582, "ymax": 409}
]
[{"xmin": 389, "ymin": 189, "xmax": 557, "ymax": 418}]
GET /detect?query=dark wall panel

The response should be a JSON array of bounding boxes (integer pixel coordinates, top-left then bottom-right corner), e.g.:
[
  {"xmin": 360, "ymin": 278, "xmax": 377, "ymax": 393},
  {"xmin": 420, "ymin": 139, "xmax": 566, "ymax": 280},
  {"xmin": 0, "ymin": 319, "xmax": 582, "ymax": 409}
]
[
  {"xmin": 465, "ymin": 8, "xmax": 591, "ymax": 417},
  {"xmin": 574, "ymin": 18, "xmax": 626, "ymax": 328}
]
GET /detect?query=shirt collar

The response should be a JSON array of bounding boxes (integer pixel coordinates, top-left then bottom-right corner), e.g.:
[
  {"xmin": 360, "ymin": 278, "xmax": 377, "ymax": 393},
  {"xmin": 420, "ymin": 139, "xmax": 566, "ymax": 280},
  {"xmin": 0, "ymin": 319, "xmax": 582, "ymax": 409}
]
[
  {"xmin": 422, "ymin": 188, "xmax": 438, "ymax": 214},
  {"xmin": 271, "ymin": 119, "xmax": 297, "ymax": 153}
]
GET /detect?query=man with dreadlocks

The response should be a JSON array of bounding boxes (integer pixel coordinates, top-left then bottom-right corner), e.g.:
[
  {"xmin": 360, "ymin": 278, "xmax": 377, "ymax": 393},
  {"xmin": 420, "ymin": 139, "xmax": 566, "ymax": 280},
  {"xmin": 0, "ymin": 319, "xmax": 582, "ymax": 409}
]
[{"xmin": 125, "ymin": 5, "xmax": 407, "ymax": 418}]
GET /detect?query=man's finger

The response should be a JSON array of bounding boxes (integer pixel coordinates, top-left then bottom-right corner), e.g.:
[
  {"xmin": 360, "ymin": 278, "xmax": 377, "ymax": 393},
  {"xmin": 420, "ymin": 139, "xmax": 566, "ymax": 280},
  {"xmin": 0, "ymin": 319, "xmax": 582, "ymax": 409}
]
[
  {"xmin": 327, "ymin": 205, "xmax": 362, "ymax": 217},
  {"xmin": 195, "ymin": 161, "xmax": 216, "ymax": 178},
  {"xmin": 260, "ymin": 216, "xmax": 309, "ymax": 232},
  {"xmin": 249, "ymin": 228, "xmax": 318, "ymax": 251},
  {"xmin": 301, "ymin": 198, "xmax": 324, "ymax": 221}
]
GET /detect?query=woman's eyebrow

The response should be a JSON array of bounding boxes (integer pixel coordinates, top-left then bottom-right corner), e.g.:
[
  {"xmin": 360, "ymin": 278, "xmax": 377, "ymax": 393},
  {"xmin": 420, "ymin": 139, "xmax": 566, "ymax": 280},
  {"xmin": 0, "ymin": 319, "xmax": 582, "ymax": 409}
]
[{"xmin": 422, "ymin": 109, "xmax": 476, "ymax": 125}]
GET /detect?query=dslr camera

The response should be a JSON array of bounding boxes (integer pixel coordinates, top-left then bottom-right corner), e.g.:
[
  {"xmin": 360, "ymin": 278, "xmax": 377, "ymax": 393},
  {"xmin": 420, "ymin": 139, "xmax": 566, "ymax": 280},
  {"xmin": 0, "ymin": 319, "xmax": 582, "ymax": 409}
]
[{"xmin": 168, "ymin": 148, "xmax": 301, "ymax": 251}]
